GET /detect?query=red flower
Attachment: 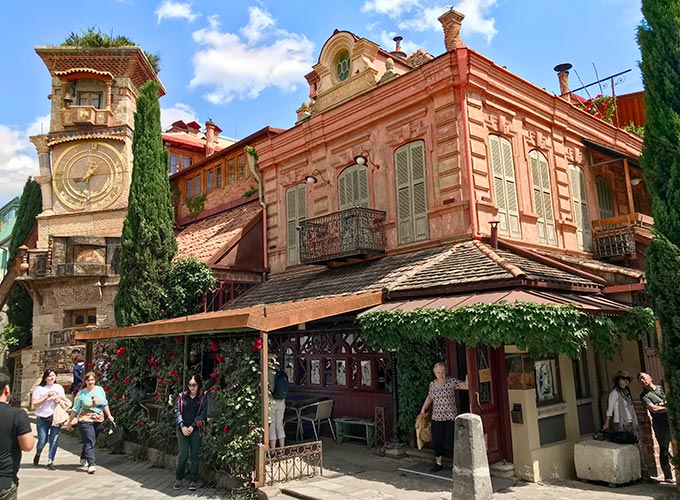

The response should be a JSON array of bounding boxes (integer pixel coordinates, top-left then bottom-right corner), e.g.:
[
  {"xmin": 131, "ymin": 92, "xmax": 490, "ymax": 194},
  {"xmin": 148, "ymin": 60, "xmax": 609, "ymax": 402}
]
[
  {"xmin": 87, "ymin": 362, "xmax": 95, "ymax": 368},
  {"xmin": 136, "ymin": 421, "xmax": 143, "ymax": 427},
  {"xmin": 169, "ymin": 369, "xmax": 178, "ymax": 378},
  {"xmin": 113, "ymin": 374, "xmax": 120, "ymax": 382},
  {"xmin": 116, "ymin": 347, "xmax": 126, "ymax": 356},
  {"xmin": 223, "ymin": 425, "xmax": 230, "ymax": 433},
  {"xmin": 123, "ymin": 378, "xmax": 130, "ymax": 385},
  {"xmin": 210, "ymin": 385, "xmax": 219, "ymax": 393},
  {"xmin": 210, "ymin": 340, "xmax": 219, "ymax": 352},
  {"xmin": 215, "ymin": 354, "xmax": 224, "ymax": 363},
  {"xmin": 210, "ymin": 372, "xmax": 218, "ymax": 379},
  {"xmin": 104, "ymin": 385, "xmax": 110, "ymax": 392},
  {"xmin": 114, "ymin": 395, "xmax": 121, "ymax": 401},
  {"xmin": 154, "ymin": 393, "xmax": 160, "ymax": 400},
  {"xmin": 156, "ymin": 376, "xmax": 163, "ymax": 381}
]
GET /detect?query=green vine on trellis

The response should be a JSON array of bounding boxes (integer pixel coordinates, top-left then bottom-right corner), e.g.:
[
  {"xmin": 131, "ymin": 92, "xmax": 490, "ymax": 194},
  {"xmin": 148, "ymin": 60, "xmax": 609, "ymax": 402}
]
[
  {"xmin": 358, "ymin": 302, "xmax": 655, "ymax": 441},
  {"xmin": 359, "ymin": 302, "xmax": 654, "ymax": 360}
]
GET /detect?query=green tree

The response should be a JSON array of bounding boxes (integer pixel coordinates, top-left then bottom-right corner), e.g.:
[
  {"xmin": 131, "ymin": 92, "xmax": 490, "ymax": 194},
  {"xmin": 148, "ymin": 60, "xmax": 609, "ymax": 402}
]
[
  {"xmin": 163, "ymin": 257, "xmax": 217, "ymax": 318},
  {"xmin": 114, "ymin": 81, "xmax": 176, "ymax": 327},
  {"xmin": 6, "ymin": 178, "xmax": 42, "ymax": 351},
  {"xmin": 62, "ymin": 27, "xmax": 160, "ymax": 74},
  {"xmin": 638, "ymin": 0, "xmax": 680, "ymax": 458}
]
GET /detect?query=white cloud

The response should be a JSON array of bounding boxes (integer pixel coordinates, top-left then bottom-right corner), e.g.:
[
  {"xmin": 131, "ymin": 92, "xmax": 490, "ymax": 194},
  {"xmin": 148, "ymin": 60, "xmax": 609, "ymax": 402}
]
[
  {"xmin": 161, "ymin": 102, "xmax": 198, "ymax": 130},
  {"xmin": 189, "ymin": 8, "xmax": 314, "ymax": 105},
  {"xmin": 0, "ymin": 118, "xmax": 45, "ymax": 205},
  {"xmin": 155, "ymin": 0, "xmax": 199, "ymax": 24},
  {"xmin": 361, "ymin": 0, "xmax": 421, "ymax": 19},
  {"xmin": 365, "ymin": 0, "xmax": 498, "ymax": 44}
]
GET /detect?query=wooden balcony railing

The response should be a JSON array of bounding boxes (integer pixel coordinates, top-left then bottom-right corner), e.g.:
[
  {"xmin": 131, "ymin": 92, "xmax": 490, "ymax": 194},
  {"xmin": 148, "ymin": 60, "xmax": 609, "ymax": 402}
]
[
  {"xmin": 62, "ymin": 106, "xmax": 114, "ymax": 127},
  {"xmin": 591, "ymin": 213, "xmax": 654, "ymax": 259},
  {"xmin": 299, "ymin": 207, "xmax": 386, "ymax": 265}
]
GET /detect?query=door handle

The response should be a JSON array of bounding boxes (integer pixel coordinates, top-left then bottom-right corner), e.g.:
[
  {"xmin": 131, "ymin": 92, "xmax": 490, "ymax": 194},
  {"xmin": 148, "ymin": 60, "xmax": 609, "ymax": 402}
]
[{"xmin": 475, "ymin": 391, "xmax": 481, "ymax": 408}]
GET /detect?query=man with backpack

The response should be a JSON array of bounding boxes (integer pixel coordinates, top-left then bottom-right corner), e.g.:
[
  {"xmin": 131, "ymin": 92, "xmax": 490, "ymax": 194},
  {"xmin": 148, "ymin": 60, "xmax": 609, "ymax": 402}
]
[{"xmin": 269, "ymin": 355, "xmax": 289, "ymax": 449}]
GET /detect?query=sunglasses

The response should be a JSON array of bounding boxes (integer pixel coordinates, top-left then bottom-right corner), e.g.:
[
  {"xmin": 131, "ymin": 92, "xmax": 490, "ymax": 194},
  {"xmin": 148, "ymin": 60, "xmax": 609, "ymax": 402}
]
[{"xmin": 188, "ymin": 383, "xmax": 198, "ymax": 387}]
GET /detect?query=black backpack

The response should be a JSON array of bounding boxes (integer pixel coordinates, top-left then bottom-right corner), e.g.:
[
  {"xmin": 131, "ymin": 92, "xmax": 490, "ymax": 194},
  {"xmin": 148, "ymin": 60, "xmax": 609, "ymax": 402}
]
[{"xmin": 272, "ymin": 370, "xmax": 289, "ymax": 400}]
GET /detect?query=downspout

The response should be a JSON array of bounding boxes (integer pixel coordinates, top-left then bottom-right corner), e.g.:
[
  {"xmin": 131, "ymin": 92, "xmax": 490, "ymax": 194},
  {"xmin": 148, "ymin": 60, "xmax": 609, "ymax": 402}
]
[
  {"xmin": 245, "ymin": 147, "xmax": 269, "ymax": 276},
  {"xmin": 456, "ymin": 47, "xmax": 478, "ymax": 239}
]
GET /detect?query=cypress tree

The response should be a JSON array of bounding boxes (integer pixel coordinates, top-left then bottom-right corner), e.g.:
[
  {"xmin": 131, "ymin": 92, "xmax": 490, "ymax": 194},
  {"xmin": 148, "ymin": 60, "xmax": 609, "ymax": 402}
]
[
  {"xmin": 114, "ymin": 81, "xmax": 176, "ymax": 327},
  {"xmin": 6, "ymin": 178, "xmax": 42, "ymax": 350},
  {"xmin": 638, "ymin": 0, "xmax": 680, "ymax": 454}
]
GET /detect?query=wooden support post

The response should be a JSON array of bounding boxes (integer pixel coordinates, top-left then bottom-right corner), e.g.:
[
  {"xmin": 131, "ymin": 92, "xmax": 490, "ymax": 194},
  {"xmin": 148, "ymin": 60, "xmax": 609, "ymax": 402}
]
[
  {"xmin": 85, "ymin": 341, "xmax": 93, "ymax": 372},
  {"xmin": 182, "ymin": 335, "xmax": 188, "ymax": 389},
  {"xmin": 623, "ymin": 158, "xmax": 636, "ymax": 215},
  {"xmin": 260, "ymin": 330, "xmax": 269, "ymax": 445}
]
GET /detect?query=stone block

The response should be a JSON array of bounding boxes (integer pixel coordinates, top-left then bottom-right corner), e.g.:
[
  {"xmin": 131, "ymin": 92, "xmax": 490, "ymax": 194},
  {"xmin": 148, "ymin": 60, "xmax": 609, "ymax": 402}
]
[
  {"xmin": 574, "ymin": 439, "xmax": 641, "ymax": 485},
  {"xmin": 452, "ymin": 413, "xmax": 494, "ymax": 500}
]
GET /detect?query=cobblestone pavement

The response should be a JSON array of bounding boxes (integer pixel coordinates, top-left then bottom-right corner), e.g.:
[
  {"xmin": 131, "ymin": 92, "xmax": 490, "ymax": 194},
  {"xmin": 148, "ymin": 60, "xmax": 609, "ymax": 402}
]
[{"xmin": 17, "ymin": 426, "xmax": 229, "ymax": 500}]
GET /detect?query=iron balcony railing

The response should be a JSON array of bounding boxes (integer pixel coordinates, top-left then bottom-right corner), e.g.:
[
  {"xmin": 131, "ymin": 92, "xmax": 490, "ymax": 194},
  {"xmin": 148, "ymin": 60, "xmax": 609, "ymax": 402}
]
[
  {"xmin": 591, "ymin": 213, "xmax": 654, "ymax": 259},
  {"xmin": 299, "ymin": 207, "xmax": 386, "ymax": 265}
]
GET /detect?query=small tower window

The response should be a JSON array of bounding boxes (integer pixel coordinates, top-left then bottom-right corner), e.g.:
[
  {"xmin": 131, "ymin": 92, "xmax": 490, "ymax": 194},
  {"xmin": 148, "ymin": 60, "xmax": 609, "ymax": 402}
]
[{"xmin": 336, "ymin": 51, "xmax": 350, "ymax": 82}]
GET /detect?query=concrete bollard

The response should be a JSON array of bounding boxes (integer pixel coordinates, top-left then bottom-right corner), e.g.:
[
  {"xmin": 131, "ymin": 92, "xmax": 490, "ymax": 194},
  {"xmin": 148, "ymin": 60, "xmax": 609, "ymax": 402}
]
[{"xmin": 452, "ymin": 413, "xmax": 493, "ymax": 500}]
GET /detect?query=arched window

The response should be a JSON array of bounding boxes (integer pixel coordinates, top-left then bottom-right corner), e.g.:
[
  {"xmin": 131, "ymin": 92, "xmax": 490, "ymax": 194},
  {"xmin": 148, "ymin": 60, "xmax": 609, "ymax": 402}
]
[
  {"xmin": 337, "ymin": 163, "xmax": 369, "ymax": 210},
  {"xmin": 395, "ymin": 140, "xmax": 429, "ymax": 245},
  {"xmin": 529, "ymin": 150, "xmax": 556, "ymax": 245},
  {"xmin": 286, "ymin": 183, "xmax": 307, "ymax": 266},
  {"xmin": 569, "ymin": 165, "xmax": 592, "ymax": 251},
  {"xmin": 489, "ymin": 135, "xmax": 520, "ymax": 238},
  {"xmin": 595, "ymin": 176, "xmax": 615, "ymax": 219}
]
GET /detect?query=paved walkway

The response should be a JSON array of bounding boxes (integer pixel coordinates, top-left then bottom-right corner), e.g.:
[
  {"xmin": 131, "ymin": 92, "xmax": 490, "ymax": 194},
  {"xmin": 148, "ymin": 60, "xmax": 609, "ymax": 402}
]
[
  {"xmin": 262, "ymin": 438, "xmax": 679, "ymax": 500},
  {"xmin": 18, "ymin": 425, "xmax": 227, "ymax": 499}
]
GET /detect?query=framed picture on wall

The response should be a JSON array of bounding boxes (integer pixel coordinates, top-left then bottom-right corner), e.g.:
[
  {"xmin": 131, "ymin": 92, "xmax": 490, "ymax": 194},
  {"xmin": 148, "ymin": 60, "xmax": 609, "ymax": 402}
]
[{"xmin": 534, "ymin": 357, "xmax": 561, "ymax": 405}]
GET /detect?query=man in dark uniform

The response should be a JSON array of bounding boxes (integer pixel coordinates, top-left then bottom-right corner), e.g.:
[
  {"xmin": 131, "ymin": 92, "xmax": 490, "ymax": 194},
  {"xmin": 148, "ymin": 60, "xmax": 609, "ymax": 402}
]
[
  {"xmin": 638, "ymin": 372, "xmax": 673, "ymax": 482},
  {"xmin": 0, "ymin": 371, "xmax": 34, "ymax": 499}
]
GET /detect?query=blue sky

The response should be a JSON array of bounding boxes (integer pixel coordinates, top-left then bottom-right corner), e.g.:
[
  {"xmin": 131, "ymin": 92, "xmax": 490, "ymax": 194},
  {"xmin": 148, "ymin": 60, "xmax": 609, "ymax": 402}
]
[{"xmin": 0, "ymin": 0, "xmax": 643, "ymax": 206}]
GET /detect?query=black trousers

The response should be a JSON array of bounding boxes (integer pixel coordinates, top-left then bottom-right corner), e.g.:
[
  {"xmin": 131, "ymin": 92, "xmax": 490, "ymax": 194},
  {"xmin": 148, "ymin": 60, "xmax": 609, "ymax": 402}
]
[
  {"xmin": 652, "ymin": 418, "xmax": 672, "ymax": 478},
  {"xmin": 431, "ymin": 419, "xmax": 454, "ymax": 459}
]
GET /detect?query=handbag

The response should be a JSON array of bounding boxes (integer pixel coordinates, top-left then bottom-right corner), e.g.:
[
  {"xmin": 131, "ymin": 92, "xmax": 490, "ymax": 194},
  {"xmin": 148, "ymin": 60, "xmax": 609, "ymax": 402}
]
[
  {"xmin": 52, "ymin": 399, "xmax": 73, "ymax": 426},
  {"xmin": 106, "ymin": 423, "xmax": 126, "ymax": 448}
]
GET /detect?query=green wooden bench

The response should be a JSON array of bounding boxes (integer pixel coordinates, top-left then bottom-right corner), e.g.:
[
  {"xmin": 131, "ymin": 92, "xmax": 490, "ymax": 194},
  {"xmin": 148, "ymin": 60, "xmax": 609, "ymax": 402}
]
[{"xmin": 334, "ymin": 417, "xmax": 375, "ymax": 448}]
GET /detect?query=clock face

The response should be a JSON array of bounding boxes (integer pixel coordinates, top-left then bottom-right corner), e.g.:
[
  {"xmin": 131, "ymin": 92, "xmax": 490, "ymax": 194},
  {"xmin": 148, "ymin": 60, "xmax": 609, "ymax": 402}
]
[{"xmin": 52, "ymin": 141, "xmax": 127, "ymax": 211}]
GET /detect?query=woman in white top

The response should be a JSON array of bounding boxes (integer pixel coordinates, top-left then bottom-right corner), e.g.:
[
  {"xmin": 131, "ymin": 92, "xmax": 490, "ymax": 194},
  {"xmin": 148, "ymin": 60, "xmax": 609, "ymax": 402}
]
[
  {"xmin": 603, "ymin": 369, "xmax": 649, "ymax": 479},
  {"xmin": 32, "ymin": 369, "xmax": 67, "ymax": 470}
]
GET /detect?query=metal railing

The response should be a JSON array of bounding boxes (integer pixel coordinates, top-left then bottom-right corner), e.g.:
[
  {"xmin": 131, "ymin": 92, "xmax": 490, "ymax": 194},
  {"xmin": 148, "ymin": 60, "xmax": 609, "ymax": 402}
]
[
  {"xmin": 592, "ymin": 213, "xmax": 654, "ymax": 259},
  {"xmin": 263, "ymin": 440, "xmax": 322, "ymax": 486},
  {"xmin": 299, "ymin": 207, "xmax": 386, "ymax": 265}
]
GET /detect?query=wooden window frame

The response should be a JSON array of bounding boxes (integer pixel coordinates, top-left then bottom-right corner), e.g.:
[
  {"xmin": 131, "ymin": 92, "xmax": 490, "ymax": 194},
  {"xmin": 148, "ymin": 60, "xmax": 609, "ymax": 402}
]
[
  {"xmin": 395, "ymin": 140, "xmax": 429, "ymax": 245},
  {"xmin": 529, "ymin": 149, "xmax": 557, "ymax": 246},
  {"xmin": 489, "ymin": 135, "xmax": 521, "ymax": 238},
  {"xmin": 569, "ymin": 165, "xmax": 592, "ymax": 251}
]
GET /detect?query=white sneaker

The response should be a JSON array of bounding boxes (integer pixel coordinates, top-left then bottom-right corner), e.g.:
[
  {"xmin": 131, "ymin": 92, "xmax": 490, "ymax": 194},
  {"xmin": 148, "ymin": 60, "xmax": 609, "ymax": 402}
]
[
  {"xmin": 79, "ymin": 459, "xmax": 87, "ymax": 470},
  {"xmin": 87, "ymin": 465, "xmax": 96, "ymax": 474}
]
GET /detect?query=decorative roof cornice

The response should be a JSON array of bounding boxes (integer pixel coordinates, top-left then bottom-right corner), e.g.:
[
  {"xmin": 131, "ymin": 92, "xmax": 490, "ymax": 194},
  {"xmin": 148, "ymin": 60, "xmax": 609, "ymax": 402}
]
[
  {"xmin": 54, "ymin": 68, "xmax": 114, "ymax": 81},
  {"xmin": 48, "ymin": 127, "xmax": 131, "ymax": 146}
]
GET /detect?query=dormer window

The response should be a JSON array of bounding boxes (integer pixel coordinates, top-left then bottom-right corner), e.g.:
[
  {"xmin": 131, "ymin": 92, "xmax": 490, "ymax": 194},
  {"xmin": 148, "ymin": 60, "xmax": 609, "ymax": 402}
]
[
  {"xmin": 77, "ymin": 91, "xmax": 102, "ymax": 109},
  {"xmin": 336, "ymin": 50, "xmax": 351, "ymax": 82}
]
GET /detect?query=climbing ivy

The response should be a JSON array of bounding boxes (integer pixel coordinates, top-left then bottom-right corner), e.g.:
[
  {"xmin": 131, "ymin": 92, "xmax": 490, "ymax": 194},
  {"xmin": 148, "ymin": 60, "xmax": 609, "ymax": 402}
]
[{"xmin": 359, "ymin": 302, "xmax": 654, "ymax": 441}]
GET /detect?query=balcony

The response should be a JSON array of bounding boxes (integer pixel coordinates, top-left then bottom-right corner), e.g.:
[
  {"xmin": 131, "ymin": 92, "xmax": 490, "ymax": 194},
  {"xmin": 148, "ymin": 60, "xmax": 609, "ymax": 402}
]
[
  {"xmin": 56, "ymin": 263, "xmax": 111, "ymax": 276},
  {"xmin": 591, "ymin": 213, "xmax": 654, "ymax": 259},
  {"xmin": 62, "ymin": 106, "xmax": 113, "ymax": 127},
  {"xmin": 299, "ymin": 207, "xmax": 386, "ymax": 265}
]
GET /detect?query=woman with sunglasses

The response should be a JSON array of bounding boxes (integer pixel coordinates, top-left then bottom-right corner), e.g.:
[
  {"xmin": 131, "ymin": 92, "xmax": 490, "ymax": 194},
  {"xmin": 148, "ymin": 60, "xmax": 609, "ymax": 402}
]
[
  {"xmin": 31, "ymin": 369, "xmax": 68, "ymax": 469},
  {"xmin": 172, "ymin": 374, "xmax": 207, "ymax": 492},
  {"xmin": 66, "ymin": 371, "xmax": 114, "ymax": 474}
]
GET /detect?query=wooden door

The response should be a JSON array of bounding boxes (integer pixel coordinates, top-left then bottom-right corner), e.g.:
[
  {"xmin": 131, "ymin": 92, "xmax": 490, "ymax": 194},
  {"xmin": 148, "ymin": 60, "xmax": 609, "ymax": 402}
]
[{"xmin": 466, "ymin": 345, "xmax": 512, "ymax": 464}]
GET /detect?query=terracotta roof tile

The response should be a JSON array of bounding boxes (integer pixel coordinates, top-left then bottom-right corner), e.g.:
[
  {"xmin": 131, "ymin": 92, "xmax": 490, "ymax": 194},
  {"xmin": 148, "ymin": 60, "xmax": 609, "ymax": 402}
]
[{"xmin": 175, "ymin": 201, "xmax": 261, "ymax": 263}]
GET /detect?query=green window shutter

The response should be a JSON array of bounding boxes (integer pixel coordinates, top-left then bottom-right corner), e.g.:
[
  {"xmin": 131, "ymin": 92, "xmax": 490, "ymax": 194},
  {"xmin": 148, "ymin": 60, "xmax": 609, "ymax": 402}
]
[
  {"xmin": 490, "ymin": 135, "xmax": 521, "ymax": 239},
  {"xmin": 569, "ymin": 165, "xmax": 592, "ymax": 251},
  {"xmin": 411, "ymin": 141, "xmax": 429, "ymax": 241},
  {"xmin": 395, "ymin": 145, "xmax": 413, "ymax": 245},
  {"xmin": 596, "ymin": 176, "xmax": 615, "ymax": 219},
  {"xmin": 338, "ymin": 164, "xmax": 369, "ymax": 210},
  {"xmin": 286, "ymin": 184, "xmax": 307, "ymax": 266},
  {"xmin": 530, "ymin": 150, "xmax": 556, "ymax": 245}
]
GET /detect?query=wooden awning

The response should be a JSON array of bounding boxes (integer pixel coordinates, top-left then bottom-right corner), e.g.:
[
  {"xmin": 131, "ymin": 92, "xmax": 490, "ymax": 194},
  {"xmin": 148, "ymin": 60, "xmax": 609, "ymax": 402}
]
[
  {"xmin": 74, "ymin": 290, "xmax": 384, "ymax": 341},
  {"xmin": 359, "ymin": 289, "xmax": 629, "ymax": 316}
]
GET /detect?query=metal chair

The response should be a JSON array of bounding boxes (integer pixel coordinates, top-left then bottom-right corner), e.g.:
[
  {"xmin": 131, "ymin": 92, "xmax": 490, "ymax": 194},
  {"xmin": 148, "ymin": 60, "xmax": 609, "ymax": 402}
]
[{"xmin": 289, "ymin": 399, "xmax": 335, "ymax": 441}]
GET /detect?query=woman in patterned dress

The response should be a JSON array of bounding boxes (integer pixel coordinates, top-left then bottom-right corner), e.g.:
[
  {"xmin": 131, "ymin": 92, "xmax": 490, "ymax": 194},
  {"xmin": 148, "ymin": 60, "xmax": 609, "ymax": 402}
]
[{"xmin": 419, "ymin": 362, "xmax": 468, "ymax": 472}]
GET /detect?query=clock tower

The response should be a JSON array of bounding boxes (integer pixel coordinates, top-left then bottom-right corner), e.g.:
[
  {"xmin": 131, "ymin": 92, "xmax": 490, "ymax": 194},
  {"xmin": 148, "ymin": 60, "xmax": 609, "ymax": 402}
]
[{"xmin": 15, "ymin": 45, "xmax": 164, "ymax": 405}]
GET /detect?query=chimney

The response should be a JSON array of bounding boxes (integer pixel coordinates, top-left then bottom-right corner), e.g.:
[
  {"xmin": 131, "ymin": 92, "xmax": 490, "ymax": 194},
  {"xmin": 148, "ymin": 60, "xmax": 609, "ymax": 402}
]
[
  {"xmin": 205, "ymin": 119, "xmax": 216, "ymax": 157},
  {"xmin": 390, "ymin": 36, "xmax": 407, "ymax": 59},
  {"xmin": 489, "ymin": 220, "xmax": 499, "ymax": 249},
  {"xmin": 554, "ymin": 63, "xmax": 573, "ymax": 102},
  {"xmin": 438, "ymin": 9, "xmax": 465, "ymax": 51}
]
